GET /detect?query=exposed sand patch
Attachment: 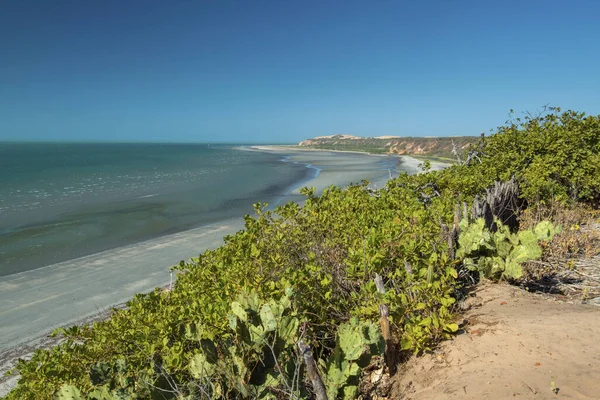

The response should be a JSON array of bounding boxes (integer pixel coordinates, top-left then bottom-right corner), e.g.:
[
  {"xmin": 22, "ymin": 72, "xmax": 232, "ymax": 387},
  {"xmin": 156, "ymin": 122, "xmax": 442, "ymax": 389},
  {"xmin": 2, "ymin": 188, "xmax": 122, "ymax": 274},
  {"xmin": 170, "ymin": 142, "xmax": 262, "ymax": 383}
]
[
  {"xmin": 395, "ymin": 155, "xmax": 450, "ymax": 173},
  {"xmin": 393, "ymin": 282, "xmax": 600, "ymax": 399}
]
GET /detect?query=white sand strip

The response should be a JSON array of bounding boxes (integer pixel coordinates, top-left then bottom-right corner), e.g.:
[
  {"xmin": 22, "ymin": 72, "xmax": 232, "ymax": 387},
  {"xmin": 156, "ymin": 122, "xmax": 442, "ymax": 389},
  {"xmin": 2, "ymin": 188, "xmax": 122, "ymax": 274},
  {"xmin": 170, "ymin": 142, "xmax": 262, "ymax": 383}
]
[{"xmin": 0, "ymin": 218, "xmax": 245, "ymax": 352}]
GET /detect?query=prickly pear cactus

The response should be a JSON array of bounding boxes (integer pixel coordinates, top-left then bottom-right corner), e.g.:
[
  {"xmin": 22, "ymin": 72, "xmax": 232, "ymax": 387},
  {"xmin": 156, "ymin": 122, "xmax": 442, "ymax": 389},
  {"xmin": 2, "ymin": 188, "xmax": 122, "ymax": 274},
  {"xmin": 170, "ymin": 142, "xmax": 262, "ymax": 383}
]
[
  {"xmin": 189, "ymin": 352, "xmax": 216, "ymax": 378},
  {"xmin": 54, "ymin": 385, "xmax": 83, "ymax": 400},
  {"xmin": 321, "ymin": 318, "xmax": 385, "ymax": 400},
  {"xmin": 457, "ymin": 217, "xmax": 560, "ymax": 280},
  {"xmin": 188, "ymin": 288, "xmax": 302, "ymax": 398}
]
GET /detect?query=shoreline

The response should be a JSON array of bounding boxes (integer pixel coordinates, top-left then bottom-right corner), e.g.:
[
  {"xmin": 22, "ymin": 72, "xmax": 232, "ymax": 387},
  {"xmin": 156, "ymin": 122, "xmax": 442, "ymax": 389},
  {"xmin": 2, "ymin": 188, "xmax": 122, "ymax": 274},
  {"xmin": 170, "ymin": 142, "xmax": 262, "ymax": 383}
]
[
  {"xmin": 244, "ymin": 145, "xmax": 452, "ymax": 172},
  {"xmin": 244, "ymin": 144, "xmax": 390, "ymax": 156},
  {"xmin": 0, "ymin": 217, "xmax": 245, "ymax": 394},
  {"xmin": 243, "ymin": 145, "xmax": 407, "ymax": 192},
  {"xmin": 0, "ymin": 146, "xmax": 418, "ymax": 396}
]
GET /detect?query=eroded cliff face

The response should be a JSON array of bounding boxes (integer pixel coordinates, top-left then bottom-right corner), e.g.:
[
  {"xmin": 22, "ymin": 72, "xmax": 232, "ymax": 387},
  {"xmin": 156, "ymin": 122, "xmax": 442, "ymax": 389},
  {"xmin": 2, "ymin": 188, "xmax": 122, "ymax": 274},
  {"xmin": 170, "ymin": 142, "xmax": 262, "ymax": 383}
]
[
  {"xmin": 298, "ymin": 134, "xmax": 362, "ymax": 146},
  {"xmin": 298, "ymin": 135, "xmax": 478, "ymax": 158}
]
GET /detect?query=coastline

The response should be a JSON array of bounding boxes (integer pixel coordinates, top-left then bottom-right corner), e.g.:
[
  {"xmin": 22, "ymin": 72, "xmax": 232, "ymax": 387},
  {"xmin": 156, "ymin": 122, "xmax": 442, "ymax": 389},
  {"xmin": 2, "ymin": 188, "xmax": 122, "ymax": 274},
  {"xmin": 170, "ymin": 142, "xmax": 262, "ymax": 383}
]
[
  {"xmin": 242, "ymin": 145, "xmax": 405, "ymax": 193},
  {"xmin": 0, "ymin": 217, "xmax": 247, "ymax": 394},
  {"xmin": 1, "ymin": 147, "xmax": 405, "ymax": 350},
  {"xmin": 245, "ymin": 144, "xmax": 452, "ymax": 173},
  {"xmin": 0, "ymin": 146, "xmax": 421, "ymax": 396}
]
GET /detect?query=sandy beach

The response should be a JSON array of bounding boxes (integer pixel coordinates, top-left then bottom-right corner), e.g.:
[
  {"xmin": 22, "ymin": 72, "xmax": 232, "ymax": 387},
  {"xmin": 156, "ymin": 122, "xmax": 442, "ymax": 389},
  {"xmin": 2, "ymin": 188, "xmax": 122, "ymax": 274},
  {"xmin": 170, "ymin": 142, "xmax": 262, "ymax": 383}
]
[
  {"xmin": 248, "ymin": 145, "xmax": 450, "ymax": 177},
  {"xmin": 0, "ymin": 218, "xmax": 246, "ymax": 394},
  {"xmin": 0, "ymin": 146, "xmax": 435, "ymax": 395},
  {"xmin": 243, "ymin": 145, "xmax": 405, "ymax": 193}
]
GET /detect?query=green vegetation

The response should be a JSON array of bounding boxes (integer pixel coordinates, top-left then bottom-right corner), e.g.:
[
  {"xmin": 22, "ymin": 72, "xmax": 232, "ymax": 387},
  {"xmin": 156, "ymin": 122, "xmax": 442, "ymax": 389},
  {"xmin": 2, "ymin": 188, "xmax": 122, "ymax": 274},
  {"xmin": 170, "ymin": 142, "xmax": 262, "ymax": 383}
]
[
  {"xmin": 457, "ymin": 218, "xmax": 559, "ymax": 280},
  {"xmin": 409, "ymin": 154, "xmax": 457, "ymax": 164},
  {"xmin": 438, "ymin": 108, "xmax": 600, "ymax": 204},
  {"xmin": 4, "ymin": 107, "xmax": 599, "ymax": 399},
  {"xmin": 299, "ymin": 135, "xmax": 478, "ymax": 159},
  {"xmin": 300, "ymin": 141, "xmax": 390, "ymax": 154}
]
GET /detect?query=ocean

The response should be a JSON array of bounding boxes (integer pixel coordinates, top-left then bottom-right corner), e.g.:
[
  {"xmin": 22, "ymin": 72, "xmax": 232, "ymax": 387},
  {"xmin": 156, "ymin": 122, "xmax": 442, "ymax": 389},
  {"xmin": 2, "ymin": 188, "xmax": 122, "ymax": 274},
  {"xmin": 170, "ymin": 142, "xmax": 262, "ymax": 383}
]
[{"xmin": 0, "ymin": 143, "xmax": 315, "ymax": 277}]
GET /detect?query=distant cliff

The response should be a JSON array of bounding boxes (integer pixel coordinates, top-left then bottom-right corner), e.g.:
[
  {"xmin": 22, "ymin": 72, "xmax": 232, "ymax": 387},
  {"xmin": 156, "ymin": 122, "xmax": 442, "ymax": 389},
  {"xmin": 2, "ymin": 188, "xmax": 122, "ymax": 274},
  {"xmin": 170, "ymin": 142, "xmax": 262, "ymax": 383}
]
[{"xmin": 298, "ymin": 134, "xmax": 479, "ymax": 159}]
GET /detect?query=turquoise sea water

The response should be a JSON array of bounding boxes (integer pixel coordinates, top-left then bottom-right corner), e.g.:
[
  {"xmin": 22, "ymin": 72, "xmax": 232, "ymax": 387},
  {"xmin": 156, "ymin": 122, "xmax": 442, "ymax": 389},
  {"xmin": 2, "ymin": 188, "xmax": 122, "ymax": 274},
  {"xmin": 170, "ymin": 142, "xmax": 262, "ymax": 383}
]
[{"xmin": 0, "ymin": 143, "xmax": 314, "ymax": 276}]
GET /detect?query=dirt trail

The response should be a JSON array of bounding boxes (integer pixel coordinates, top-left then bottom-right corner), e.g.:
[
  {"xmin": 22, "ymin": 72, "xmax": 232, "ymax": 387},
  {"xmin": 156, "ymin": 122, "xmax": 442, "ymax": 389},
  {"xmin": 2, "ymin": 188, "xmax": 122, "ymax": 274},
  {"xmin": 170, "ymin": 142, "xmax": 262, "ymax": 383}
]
[{"xmin": 393, "ymin": 282, "xmax": 600, "ymax": 399}]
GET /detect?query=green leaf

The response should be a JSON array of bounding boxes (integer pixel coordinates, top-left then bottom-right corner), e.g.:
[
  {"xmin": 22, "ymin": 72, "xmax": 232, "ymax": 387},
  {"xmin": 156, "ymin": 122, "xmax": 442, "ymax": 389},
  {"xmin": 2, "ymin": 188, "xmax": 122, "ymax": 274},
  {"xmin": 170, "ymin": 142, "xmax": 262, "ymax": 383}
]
[
  {"xmin": 533, "ymin": 220, "xmax": 558, "ymax": 241},
  {"xmin": 400, "ymin": 337, "xmax": 412, "ymax": 350},
  {"xmin": 447, "ymin": 267, "xmax": 458, "ymax": 279},
  {"xmin": 426, "ymin": 265, "xmax": 434, "ymax": 284},
  {"xmin": 53, "ymin": 385, "xmax": 83, "ymax": 400},
  {"xmin": 189, "ymin": 352, "xmax": 216, "ymax": 378},
  {"xmin": 259, "ymin": 304, "xmax": 277, "ymax": 332},
  {"xmin": 87, "ymin": 386, "xmax": 119, "ymax": 400},
  {"xmin": 503, "ymin": 260, "xmax": 523, "ymax": 279},
  {"xmin": 230, "ymin": 301, "xmax": 247, "ymax": 322},
  {"xmin": 515, "ymin": 227, "xmax": 533, "ymax": 244},
  {"xmin": 277, "ymin": 316, "xmax": 299, "ymax": 343},
  {"xmin": 343, "ymin": 384, "xmax": 359, "ymax": 400},
  {"xmin": 338, "ymin": 324, "xmax": 365, "ymax": 361}
]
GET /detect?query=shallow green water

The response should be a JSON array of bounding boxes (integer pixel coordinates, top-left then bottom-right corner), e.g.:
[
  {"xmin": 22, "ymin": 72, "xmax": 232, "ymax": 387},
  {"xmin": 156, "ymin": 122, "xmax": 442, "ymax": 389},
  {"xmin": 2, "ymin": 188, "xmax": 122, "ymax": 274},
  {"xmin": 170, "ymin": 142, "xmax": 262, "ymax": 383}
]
[{"xmin": 0, "ymin": 143, "xmax": 312, "ymax": 276}]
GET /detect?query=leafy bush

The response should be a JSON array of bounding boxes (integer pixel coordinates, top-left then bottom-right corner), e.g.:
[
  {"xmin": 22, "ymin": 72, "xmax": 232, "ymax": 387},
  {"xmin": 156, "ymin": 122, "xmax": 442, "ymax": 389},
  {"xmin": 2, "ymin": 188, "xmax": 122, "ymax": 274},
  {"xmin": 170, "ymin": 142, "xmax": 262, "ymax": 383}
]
[
  {"xmin": 482, "ymin": 108, "xmax": 600, "ymax": 204},
  {"xmin": 186, "ymin": 289, "xmax": 303, "ymax": 398}
]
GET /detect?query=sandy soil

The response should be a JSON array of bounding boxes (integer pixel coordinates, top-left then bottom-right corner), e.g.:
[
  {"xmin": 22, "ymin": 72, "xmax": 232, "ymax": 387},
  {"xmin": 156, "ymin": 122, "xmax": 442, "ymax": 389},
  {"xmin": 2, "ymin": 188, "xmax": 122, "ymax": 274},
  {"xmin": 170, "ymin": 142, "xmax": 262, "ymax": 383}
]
[{"xmin": 393, "ymin": 282, "xmax": 600, "ymax": 399}]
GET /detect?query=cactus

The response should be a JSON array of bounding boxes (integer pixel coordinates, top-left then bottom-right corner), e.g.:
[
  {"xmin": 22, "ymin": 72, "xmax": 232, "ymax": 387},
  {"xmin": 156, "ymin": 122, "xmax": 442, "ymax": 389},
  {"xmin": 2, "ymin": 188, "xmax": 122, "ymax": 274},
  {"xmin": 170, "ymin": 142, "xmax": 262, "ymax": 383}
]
[
  {"xmin": 187, "ymin": 288, "xmax": 302, "ymax": 398},
  {"xmin": 320, "ymin": 318, "xmax": 385, "ymax": 400},
  {"xmin": 189, "ymin": 352, "xmax": 216, "ymax": 378},
  {"xmin": 457, "ymin": 218, "xmax": 560, "ymax": 280},
  {"xmin": 53, "ymin": 385, "xmax": 82, "ymax": 400},
  {"xmin": 56, "ymin": 289, "xmax": 385, "ymax": 399}
]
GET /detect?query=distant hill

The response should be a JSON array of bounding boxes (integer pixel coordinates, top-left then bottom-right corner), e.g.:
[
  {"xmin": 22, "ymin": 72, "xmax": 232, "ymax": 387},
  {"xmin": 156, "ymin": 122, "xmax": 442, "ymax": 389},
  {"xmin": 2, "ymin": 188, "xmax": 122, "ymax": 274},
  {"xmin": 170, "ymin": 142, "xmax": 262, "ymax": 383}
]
[{"xmin": 298, "ymin": 134, "xmax": 480, "ymax": 159}]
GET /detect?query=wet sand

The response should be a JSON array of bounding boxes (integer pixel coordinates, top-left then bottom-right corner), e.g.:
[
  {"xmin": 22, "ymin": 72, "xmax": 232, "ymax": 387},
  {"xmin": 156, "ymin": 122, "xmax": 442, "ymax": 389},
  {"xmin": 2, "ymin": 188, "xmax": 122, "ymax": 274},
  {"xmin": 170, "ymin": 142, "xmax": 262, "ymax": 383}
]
[{"xmin": 244, "ymin": 145, "xmax": 407, "ymax": 193}]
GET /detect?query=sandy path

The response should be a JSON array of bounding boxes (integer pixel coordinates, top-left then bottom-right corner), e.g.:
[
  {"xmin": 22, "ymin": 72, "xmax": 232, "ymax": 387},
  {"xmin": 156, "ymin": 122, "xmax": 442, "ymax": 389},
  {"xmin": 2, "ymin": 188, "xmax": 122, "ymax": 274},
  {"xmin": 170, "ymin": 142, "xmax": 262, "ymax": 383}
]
[{"xmin": 394, "ymin": 282, "xmax": 600, "ymax": 399}]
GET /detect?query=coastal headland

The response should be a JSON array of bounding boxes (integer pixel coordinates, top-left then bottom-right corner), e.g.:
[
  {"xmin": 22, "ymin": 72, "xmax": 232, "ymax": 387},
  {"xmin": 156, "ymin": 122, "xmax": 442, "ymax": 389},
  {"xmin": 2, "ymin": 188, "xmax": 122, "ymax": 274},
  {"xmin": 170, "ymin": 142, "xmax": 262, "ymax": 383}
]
[{"xmin": 296, "ymin": 134, "xmax": 479, "ymax": 160}]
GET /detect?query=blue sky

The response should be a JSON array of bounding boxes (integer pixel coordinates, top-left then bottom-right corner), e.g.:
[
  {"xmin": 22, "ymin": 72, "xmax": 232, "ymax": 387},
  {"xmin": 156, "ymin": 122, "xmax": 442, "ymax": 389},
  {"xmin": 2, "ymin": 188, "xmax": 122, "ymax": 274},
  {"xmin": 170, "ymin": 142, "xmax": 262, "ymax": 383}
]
[{"xmin": 1, "ymin": 0, "xmax": 599, "ymax": 143}]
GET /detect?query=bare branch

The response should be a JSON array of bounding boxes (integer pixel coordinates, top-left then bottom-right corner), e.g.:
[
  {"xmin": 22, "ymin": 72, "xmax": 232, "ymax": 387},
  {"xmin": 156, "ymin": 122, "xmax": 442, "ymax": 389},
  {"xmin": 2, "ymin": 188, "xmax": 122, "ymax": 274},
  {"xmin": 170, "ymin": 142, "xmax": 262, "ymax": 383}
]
[{"xmin": 297, "ymin": 341, "xmax": 327, "ymax": 400}]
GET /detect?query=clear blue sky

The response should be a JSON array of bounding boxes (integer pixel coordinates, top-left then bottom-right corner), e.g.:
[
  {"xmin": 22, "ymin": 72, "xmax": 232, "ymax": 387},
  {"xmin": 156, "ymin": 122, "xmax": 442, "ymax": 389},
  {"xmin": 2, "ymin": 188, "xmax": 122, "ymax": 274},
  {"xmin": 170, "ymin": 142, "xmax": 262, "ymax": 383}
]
[{"xmin": 1, "ymin": 0, "xmax": 599, "ymax": 143}]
